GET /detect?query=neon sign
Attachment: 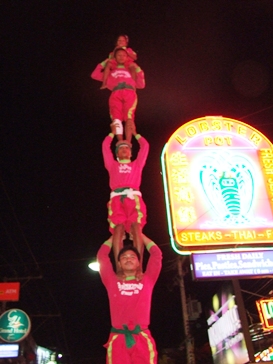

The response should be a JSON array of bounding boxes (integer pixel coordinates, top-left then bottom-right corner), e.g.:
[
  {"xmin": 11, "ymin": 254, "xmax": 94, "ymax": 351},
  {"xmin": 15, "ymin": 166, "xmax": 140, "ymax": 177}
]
[
  {"xmin": 256, "ymin": 298, "xmax": 273, "ymax": 330},
  {"xmin": 161, "ymin": 116, "xmax": 273, "ymax": 254},
  {"xmin": 207, "ymin": 283, "xmax": 250, "ymax": 364}
]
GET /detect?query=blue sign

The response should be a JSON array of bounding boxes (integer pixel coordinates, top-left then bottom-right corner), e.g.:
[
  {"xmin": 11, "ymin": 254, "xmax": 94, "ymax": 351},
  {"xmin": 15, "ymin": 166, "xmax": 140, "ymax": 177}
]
[{"xmin": 191, "ymin": 249, "xmax": 273, "ymax": 279}]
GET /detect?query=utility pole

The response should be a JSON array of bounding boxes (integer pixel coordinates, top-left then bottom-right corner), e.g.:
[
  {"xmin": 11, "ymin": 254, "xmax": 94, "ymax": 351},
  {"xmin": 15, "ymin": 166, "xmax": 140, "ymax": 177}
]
[{"xmin": 177, "ymin": 256, "xmax": 195, "ymax": 364}]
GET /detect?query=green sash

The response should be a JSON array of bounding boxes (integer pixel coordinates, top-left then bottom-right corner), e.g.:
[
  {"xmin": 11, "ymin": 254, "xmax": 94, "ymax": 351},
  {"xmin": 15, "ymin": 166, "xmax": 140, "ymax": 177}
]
[
  {"xmin": 111, "ymin": 324, "xmax": 142, "ymax": 348},
  {"xmin": 113, "ymin": 82, "xmax": 135, "ymax": 91}
]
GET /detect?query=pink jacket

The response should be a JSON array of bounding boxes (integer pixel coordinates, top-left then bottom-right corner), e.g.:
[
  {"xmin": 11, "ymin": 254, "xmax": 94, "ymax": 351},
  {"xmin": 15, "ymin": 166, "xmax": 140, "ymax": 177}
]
[
  {"xmin": 102, "ymin": 133, "xmax": 149, "ymax": 191},
  {"xmin": 97, "ymin": 241, "xmax": 162, "ymax": 329},
  {"xmin": 91, "ymin": 63, "xmax": 145, "ymax": 91}
]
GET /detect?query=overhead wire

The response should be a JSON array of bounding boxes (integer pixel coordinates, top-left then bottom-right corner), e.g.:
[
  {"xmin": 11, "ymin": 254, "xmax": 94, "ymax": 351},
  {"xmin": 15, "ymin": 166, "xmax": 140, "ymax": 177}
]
[
  {"xmin": 0, "ymin": 216, "xmax": 27, "ymax": 275},
  {"xmin": 0, "ymin": 172, "xmax": 73, "ymax": 363},
  {"xmin": 0, "ymin": 173, "xmax": 41, "ymax": 272},
  {"xmin": 238, "ymin": 103, "xmax": 273, "ymax": 121}
]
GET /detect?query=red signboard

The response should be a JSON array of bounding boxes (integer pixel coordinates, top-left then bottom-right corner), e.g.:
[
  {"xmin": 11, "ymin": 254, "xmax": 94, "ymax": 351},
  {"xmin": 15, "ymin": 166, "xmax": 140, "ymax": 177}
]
[{"xmin": 0, "ymin": 283, "xmax": 20, "ymax": 301}]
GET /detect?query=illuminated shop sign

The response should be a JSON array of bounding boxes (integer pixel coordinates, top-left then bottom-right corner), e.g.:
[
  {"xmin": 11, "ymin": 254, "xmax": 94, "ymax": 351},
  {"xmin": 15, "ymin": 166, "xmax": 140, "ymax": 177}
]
[
  {"xmin": 0, "ymin": 309, "xmax": 31, "ymax": 342},
  {"xmin": 207, "ymin": 283, "xmax": 250, "ymax": 364},
  {"xmin": 37, "ymin": 346, "xmax": 53, "ymax": 364},
  {"xmin": 0, "ymin": 282, "xmax": 20, "ymax": 301},
  {"xmin": 191, "ymin": 250, "xmax": 273, "ymax": 280},
  {"xmin": 161, "ymin": 116, "xmax": 273, "ymax": 254},
  {"xmin": 256, "ymin": 298, "xmax": 273, "ymax": 330},
  {"xmin": 0, "ymin": 343, "xmax": 19, "ymax": 358},
  {"xmin": 255, "ymin": 346, "xmax": 273, "ymax": 362}
]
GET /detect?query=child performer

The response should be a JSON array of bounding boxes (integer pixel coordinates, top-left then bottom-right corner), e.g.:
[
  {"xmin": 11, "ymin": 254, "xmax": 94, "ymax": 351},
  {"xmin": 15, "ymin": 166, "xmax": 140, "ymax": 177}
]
[
  {"xmin": 100, "ymin": 34, "xmax": 137, "ymax": 89},
  {"xmin": 91, "ymin": 48, "xmax": 145, "ymax": 142}
]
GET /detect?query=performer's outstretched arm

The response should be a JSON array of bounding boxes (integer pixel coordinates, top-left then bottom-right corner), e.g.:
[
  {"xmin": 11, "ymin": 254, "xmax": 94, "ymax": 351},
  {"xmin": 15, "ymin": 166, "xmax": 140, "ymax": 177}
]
[
  {"xmin": 143, "ymin": 234, "xmax": 162, "ymax": 281},
  {"xmin": 90, "ymin": 62, "xmax": 106, "ymax": 82},
  {"xmin": 97, "ymin": 236, "xmax": 116, "ymax": 285},
  {"xmin": 102, "ymin": 131, "xmax": 115, "ymax": 172},
  {"xmin": 130, "ymin": 121, "xmax": 149, "ymax": 168}
]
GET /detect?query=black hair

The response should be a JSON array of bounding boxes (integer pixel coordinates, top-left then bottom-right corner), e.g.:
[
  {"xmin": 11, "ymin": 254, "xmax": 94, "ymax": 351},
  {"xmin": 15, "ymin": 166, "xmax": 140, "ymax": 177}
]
[
  {"xmin": 114, "ymin": 47, "xmax": 128, "ymax": 57},
  {"xmin": 115, "ymin": 141, "xmax": 132, "ymax": 155},
  {"xmin": 115, "ymin": 34, "xmax": 129, "ymax": 45},
  {"xmin": 118, "ymin": 245, "xmax": 140, "ymax": 261}
]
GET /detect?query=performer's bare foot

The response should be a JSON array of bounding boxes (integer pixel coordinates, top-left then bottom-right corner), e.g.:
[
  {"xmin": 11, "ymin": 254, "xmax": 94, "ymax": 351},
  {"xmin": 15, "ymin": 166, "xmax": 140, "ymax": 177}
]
[{"xmin": 100, "ymin": 84, "xmax": 107, "ymax": 89}]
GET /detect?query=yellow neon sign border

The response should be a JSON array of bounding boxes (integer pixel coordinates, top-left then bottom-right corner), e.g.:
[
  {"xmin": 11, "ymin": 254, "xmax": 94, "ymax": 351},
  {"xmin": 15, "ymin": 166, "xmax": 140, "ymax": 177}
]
[
  {"xmin": 166, "ymin": 115, "xmax": 273, "ymax": 148},
  {"xmin": 161, "ymin": 116, "xmax": 273, "ymax": 254}
]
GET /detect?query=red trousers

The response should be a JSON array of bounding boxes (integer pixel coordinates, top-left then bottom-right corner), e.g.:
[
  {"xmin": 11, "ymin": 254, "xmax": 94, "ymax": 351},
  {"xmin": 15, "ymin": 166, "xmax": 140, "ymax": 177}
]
[
  {"xmin": 104, "ymin": 330, "xmax": 157, "ymax": 364},
  {"xmin": 107, "ymin": 195, "xmax": 147, "ymax": 234},
  {"xmin": 109, "ymin": 89, "xmax": 137, "ymax": 122}
]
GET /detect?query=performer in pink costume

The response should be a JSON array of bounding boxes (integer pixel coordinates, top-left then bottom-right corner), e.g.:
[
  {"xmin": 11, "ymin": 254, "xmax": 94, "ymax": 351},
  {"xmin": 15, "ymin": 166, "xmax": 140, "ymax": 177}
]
[
  {"xmin": 91, "ymin": 48, "xmax": 145, "ymax": 142},
  {"xmin": 102, "ymin": 121, "xmax": 149, "ymax": 272},
  {"xmin": 100, "ymin": 34, "xmax": 137, "ymax": 89},
  {"xmin": 97, "ymin": 234, "xmax": 162, "ymax": 364}
]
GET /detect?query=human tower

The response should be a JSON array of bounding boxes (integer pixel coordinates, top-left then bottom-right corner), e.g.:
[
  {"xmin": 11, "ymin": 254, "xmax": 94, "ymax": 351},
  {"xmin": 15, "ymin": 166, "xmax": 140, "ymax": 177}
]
[
  {"xmin": 91, "ymin": 35, "xmax": 162, "ymax": 364},
  {"xmin": 91, "ymin": 34, "xmax": 149, "ymax": 273}
]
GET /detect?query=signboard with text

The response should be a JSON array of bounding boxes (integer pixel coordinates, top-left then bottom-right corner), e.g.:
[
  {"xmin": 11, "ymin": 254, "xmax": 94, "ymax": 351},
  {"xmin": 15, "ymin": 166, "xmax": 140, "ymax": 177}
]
[
  {"xmin": 161, "ymin": 116, "xmax": 273, "ymax": 254},
  {"xmin": 191, "ymin": 250, "xmax": 273, "ymax": 280},
  {"xmin": 0, "ymin": 344, "xmax": 19, "ymax": 358},
  {"xmin": 0, "ymin": 282, "xmax": 20, "ymax": 301},
  {"xmin": 0, "ymin": 309, "xmax": 31, "ymax": 342}
]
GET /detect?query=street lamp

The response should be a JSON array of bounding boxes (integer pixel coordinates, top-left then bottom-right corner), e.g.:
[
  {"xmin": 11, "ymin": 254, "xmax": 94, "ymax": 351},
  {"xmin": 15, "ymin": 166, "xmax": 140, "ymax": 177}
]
[{"xmin": 88, "ymin": 261, "xmax": 100, "ymax": 272}]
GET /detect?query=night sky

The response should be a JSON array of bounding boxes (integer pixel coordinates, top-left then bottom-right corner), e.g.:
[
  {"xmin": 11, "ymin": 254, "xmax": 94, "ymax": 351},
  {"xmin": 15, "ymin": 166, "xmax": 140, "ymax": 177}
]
[{"xmin": 1, "ymin": 1, "xmax": 273, "ymax": 363}]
